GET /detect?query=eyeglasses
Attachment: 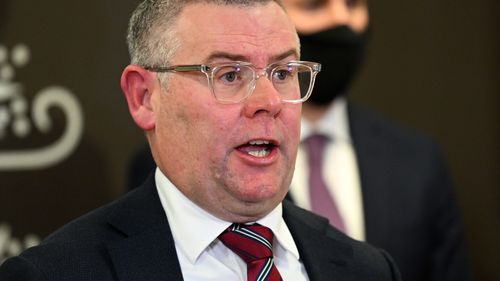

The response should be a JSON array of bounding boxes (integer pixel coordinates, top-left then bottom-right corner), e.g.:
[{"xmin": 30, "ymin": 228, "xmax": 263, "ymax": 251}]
[{"xmin": 144, "ymin": 60, "xmax": 321, "ymax": 104}]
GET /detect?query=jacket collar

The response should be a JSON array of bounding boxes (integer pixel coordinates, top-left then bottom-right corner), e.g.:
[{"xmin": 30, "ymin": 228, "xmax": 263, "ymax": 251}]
[
  {"xmin": 283, "ymin": 200, "xmax": 356, "ymax": 281},
  {"xmin": 105, "ymin": 174, "xmax": 184, "ymax": 281},
  {"xmin": 104, "ymin": 175, "xmax": 355, "ymax": 281}
]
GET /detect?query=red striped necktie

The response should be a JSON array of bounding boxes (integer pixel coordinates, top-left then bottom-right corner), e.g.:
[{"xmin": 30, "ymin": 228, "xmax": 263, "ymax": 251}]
[{"xmin": 219, "ymin": 223, "xmax": 282, "ymax": 281}]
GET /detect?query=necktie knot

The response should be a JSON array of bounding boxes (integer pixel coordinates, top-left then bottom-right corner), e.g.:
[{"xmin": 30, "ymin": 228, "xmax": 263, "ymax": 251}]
[
  {"xmin": 304, "ymin": 134, "xmax": 329, "ymax": 168},
  {"xmin": 219, "ymin": 223, "xmax": 273, "ymax": 262},
  {"xmin": 219, "ymin": 223, "xmax": 282, "ymax": 281}
]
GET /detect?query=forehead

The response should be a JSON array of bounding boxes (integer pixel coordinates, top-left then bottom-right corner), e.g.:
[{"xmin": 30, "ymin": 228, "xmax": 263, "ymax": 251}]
[{"xmin": 173, "ymin": 2, "xmax": 299, "ymax": 65}]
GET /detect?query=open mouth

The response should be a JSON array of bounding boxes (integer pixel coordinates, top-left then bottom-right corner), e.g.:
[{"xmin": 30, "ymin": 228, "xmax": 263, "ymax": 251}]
[{"xmin": 236, "ymin": 140, "xmax": 277, "ymax": 158}]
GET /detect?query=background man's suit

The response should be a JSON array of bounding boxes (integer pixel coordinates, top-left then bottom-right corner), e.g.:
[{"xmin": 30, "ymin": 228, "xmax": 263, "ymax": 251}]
[
  {"xmin": 0, "ymin": 174, "xmax": 400, "ymax": 281},
  {"xmin": 341, "ymin": 103, "xmax": 470, "ymax": 281}
]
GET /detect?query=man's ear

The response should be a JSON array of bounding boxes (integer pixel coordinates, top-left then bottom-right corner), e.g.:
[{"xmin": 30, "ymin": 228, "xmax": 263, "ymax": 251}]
[{"xmin": 120, "ymin": 65, "xmax": 157, "ymax": 130}]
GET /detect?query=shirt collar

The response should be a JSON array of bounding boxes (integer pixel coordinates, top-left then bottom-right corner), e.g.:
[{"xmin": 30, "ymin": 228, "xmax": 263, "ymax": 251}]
[
  {"xmin": 301, "ymin": 96, "xmax": 351, "ymax": 143},
  {"xmin": 155, "ymin": 168, "xmax": 301, "ymax": 263}
]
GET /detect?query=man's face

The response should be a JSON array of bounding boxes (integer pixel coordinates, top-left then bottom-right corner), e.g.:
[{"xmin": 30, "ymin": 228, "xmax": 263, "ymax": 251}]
[
  {"xmin": 283, "ymin": 0, "xmax": 369, "ymax": 34},
  {"xmin": 149, "ymin": 2, "xmax": 301, "ymax": 222}
]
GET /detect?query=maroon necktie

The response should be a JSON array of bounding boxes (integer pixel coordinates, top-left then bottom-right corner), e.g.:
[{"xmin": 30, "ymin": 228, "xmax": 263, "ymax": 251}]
[
  {"xmin": 304, "ymin": 134, "xmax": 346, "ymax": 231},
  {"xmin": 219, "ymin": 223, "xmax": 282, "ymax": 281}
]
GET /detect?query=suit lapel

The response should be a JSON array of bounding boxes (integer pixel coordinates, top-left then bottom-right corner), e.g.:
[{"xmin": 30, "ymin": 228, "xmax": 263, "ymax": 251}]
[
  {"xmin": 283, "ymin": 201, "xmax": 356, "ymax": 281},
  {"xmin": 347, "ymin": 103, "xmax": 392, "ymax": 242},
  {"xmin": 102, "ymin": 172, "xmax": 362, "ymax": 281},
  {"xmin": 105, "ymin": 175, "xmax": 184, "ymax": 281}
]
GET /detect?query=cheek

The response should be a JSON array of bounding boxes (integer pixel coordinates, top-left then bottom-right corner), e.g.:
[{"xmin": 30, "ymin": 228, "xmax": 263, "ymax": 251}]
[
  {"xmin": 284, "ymin": 106, "xmax": 302, "ymax": 140},
  {"xmin": 282, "ymin": 107, "xmax": 302, "ymax": 166},
  {"xmin": 153, "ymin": 86, "xmax": 206, "ymax": 161},
  {"xmin": 157, "ymin": 80, "xmax": 211, "ymax": 139},
  {"xmin": 159, "ymin": 91, "xmax": 236, "ymax": 165}
]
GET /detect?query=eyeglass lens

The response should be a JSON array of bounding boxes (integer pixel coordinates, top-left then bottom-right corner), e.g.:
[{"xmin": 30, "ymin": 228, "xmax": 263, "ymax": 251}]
[{"xmin": 211, "ymin": 64, "xmax": 313, "ymax": 103}]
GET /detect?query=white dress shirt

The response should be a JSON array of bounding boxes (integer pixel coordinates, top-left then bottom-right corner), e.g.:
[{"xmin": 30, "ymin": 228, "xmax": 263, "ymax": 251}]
[
  {"xmin": 155, "ymin": 169, "xmax": 310, "ymax": 281},
  {"xmin": 290, "ymin": 97, "xmax": 366, "ymax": 241}
]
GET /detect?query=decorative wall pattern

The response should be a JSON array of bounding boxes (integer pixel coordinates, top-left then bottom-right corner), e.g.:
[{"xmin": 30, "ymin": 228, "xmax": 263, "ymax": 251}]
[{"xmin": 0, "ymin": 44, "xmax": 84, "ymax": 170}]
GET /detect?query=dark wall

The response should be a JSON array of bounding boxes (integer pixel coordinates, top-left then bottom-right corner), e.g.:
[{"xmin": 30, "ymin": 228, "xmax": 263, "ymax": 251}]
[
  {"xmin": 0, "ymin": 0, "xmax": 143, "ymax": 255},
  {"xmin": 0, "ymin": 0, "xmax": 498, "ymax": 280}
]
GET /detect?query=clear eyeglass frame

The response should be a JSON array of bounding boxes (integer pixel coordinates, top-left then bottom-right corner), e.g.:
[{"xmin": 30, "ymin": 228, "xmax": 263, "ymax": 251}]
[{"xmin": 144, "ymin": 60, "xmax": 321, "ymax": 104}]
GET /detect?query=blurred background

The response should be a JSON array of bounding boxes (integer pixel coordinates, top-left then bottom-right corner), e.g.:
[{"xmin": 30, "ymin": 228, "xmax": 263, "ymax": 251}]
[{"xmin": 0, "ymin": 0, "xmax": 498, "ymax": 280}]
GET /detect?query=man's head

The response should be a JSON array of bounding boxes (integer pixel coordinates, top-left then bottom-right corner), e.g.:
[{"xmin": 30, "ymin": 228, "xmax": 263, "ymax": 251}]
[
  {"xmin": 283, "ymin": 0, "xmax": 368, "ymax": 34},
  {"xmin": 126, "ymin": 0, "xmax": 287, "ymax": 69},
  {"xmin": 121, "ymin": 0, "xmax": 311, "ymax": 223},
  {"xmin": 283, "ymin": 0, "xmax": 369, "ymax": 108}
]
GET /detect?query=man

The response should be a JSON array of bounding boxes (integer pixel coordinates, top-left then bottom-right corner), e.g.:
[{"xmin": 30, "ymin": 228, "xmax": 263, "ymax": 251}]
[
  {"xmin": 283, "ymin": 1, "xmax": 471, "ymax": 281},
  {"xmin": 0, "ymin": 1, "xmax": 401, "ymax": 280}
]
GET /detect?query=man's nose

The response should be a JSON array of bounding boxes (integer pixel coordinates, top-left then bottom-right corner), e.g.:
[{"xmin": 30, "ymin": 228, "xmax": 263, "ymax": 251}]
[
  {"xmin": 327, "ymin": 0, "xmax": 351, "ymax": 26},
  {"xmin": 242, "ymin": 75, "xmax": 282, "ymax": 118}
]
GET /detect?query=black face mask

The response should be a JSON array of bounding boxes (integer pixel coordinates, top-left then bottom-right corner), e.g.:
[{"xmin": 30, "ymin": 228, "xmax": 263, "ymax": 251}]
[{"xmin": 299, "ymin": 25, "xmax": 368, "ymax": 106}]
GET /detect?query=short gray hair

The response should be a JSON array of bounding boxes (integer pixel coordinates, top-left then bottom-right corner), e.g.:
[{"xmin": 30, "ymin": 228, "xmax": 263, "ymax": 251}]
[{"xmin": 126, "ymin": 0, "xmax": 285, "ymax": 67}]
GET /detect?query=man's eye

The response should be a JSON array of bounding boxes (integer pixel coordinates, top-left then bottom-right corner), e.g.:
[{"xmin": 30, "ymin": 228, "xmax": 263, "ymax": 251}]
[
  {"xmin": 297, "ymin": 0, "xmax": 328, "ymax": 11},
  {"xmin": 296, "ymin": 0, "xmax": 363, "ymax": 11},
  {"xmin": 273, "ymin": 67, "xmax": 295, "ymax": 82},
  {"xmin": 216, "ymin": 66, "xmax": 243, "ymax": 84},
  {"xmin": 275, "ymin": 70, "xmax": 289, "ymax": 80},
  {"xmin": 221, "ymin": 71, "xmax": 238, "ymax": 83},
  {"xmin": 346, "ymin": 0, "xmax": 361, "ymax": 8}
]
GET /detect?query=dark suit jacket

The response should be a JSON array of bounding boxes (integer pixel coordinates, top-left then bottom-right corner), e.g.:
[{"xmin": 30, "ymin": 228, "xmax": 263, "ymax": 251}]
[
  {"xmin": 125, "ymin": 101, "xmax": 471, "ymax": 281},
  {"xmin": 124, "ymin": 101, "xmax": 471, "ymax": 281},
  {"xmin": 0, "ymin": 174, "xmax": 401, "ymax": 281},
  {"xmin": 343, "ymin": 103, "xmax": 471, "ymax": 281}
]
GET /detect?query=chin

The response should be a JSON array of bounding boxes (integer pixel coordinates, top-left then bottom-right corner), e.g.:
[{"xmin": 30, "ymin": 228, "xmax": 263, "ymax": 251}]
[{"xmin": 238, "ymin": 182, "xmax": 286, "ymax": 203}]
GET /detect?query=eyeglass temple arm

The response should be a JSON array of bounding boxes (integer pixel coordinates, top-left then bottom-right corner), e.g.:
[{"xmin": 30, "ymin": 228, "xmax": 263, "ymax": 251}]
[{"xmin": 144, "ymin": 65, "xmax": 208, "ymax": 73}]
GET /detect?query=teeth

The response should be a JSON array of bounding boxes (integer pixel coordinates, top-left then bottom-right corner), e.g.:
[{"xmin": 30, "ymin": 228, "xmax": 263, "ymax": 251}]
[
  {"xmin": 248, "ymin": 149, "xmax": 271, "ymax": 158},
  {"xmin": 249, "ymin": 140, "xmax": 270, "ymax": 145}
]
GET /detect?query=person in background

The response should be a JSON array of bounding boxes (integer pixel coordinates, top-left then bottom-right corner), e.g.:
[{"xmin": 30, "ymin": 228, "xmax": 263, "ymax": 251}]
[
  {"xmin": 0, "ymin": 0, "xmax": 402, "ymax": 280},
  {"xmin": 283, "ymin": 0, "xmax": 472, "ymax": 281}
]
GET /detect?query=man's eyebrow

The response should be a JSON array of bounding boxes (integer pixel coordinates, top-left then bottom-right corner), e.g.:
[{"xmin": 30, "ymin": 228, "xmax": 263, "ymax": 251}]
[
  {"xmin": 206, "ymin": 52, "xmax": 247, "ymax": 63},
  {"xmin": 272, "ymin": 49, "xmax": 299, "ymax": 62},
  {"xmin": 205, "ymin": 49, "xmax": 299, "ymax": 64}
]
